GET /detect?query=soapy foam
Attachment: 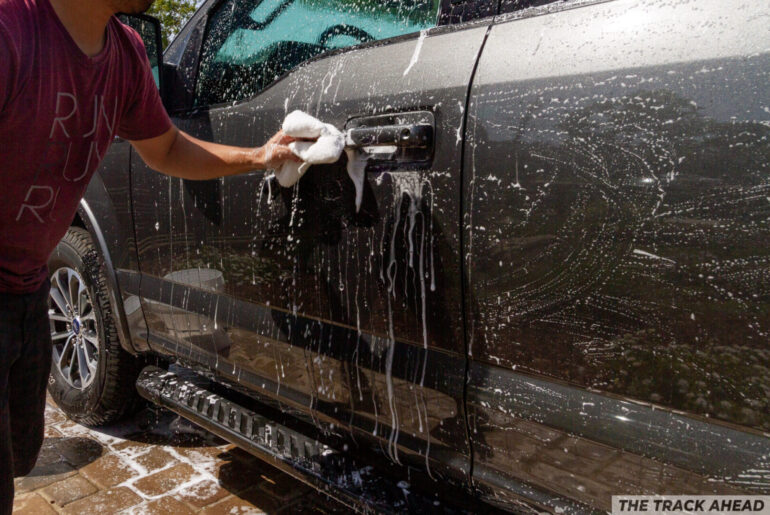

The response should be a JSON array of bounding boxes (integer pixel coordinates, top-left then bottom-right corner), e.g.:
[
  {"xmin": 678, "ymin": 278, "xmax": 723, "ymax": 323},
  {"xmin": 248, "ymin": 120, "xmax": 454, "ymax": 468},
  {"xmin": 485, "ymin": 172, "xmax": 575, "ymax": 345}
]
[{"xmin": 276, "ymin": 111, "xmax": 367, "ymax": 212}]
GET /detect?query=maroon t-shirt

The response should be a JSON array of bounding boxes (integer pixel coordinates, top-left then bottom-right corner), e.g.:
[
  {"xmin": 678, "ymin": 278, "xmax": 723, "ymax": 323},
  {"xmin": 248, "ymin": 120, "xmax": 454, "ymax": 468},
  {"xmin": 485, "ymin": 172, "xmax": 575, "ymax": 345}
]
[{"xmin": 0, "ymin": 0, "xmax": 172, "ymax": 293}]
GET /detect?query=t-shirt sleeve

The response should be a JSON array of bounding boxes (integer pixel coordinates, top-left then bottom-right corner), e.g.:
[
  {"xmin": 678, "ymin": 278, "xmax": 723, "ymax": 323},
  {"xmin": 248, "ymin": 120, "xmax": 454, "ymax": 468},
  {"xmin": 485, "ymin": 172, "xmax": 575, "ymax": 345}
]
[
  {"xmin": 117, "ymin": 28, "xmax": 173, "ymax": 141},
  {"xmin": 0, "ymin": 19, "xmax": 19, "ymax": 114}
]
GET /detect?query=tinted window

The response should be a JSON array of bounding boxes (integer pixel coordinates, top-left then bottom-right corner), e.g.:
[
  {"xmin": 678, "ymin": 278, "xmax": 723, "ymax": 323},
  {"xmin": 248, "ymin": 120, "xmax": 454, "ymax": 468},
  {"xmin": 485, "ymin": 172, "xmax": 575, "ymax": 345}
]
[
  {"xmin": 195, "ymin": 0, "xmax": 440, "ymax": 106},
  {"xmin": 118, "ymin": 15, "xmax": 162, "ymax": 88},
  {"xmin": 499, "ymin": 0, "xmax": 562, "ymax": 15},
  {"xmin": 437, "ymin": 0, "xmax": 496, "ymax": 25}
]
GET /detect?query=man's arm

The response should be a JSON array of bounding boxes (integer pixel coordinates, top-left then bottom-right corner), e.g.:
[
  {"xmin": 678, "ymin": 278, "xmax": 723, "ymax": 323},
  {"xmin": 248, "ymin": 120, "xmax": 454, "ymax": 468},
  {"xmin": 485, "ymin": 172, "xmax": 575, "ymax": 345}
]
[{"xmin": 130, "ymin": 125, "xmax": 299, "ymax": 180}]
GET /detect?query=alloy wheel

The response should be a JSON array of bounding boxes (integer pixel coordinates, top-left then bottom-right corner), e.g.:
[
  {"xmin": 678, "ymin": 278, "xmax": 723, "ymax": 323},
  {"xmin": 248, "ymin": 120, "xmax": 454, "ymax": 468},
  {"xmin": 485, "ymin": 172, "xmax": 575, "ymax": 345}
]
[{"xmin": 48, "ymin": 267, "xmax": 100, "ymax": 389}]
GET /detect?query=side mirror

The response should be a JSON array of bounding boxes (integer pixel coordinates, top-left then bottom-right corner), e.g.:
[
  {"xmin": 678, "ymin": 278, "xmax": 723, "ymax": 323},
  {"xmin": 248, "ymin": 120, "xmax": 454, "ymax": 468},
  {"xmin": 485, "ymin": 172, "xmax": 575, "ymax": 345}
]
[{"xmin": 117, "ymin": 14, "xmax": 164, "ymax": 98}]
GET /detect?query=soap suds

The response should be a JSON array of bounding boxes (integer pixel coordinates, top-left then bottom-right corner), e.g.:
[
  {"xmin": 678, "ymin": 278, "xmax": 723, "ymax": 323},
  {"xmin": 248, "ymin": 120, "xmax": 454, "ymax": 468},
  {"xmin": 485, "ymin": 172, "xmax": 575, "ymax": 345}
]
[
  {"xmin": 276, "ymin": 110, "xmax": 367, "ymax": 212},
  {"xmin": 276, "ymin": 111, "xmax": 345, "ymax": 187},
  {"xmin": 403, "ymin": 30, "xmax": 427, "ymax": 77},
  {"xmin": 345, "ymin": 149, "xmax": 368, "ymax": 212}
]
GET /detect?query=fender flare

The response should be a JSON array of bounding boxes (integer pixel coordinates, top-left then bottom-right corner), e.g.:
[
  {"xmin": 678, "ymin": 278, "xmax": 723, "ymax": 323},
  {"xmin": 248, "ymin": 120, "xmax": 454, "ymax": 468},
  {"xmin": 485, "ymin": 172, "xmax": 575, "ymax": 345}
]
[{"xmin": 76, "ymin": 198, "xmax": 140, "ymax": 356}]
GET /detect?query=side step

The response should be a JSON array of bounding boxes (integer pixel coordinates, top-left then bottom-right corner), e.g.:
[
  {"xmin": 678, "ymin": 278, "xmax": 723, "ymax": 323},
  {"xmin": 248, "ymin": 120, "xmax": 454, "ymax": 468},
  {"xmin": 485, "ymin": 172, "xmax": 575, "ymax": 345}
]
[{"xmin": 135, "ymin": 366, "xmax": 459, "ymax": 513}]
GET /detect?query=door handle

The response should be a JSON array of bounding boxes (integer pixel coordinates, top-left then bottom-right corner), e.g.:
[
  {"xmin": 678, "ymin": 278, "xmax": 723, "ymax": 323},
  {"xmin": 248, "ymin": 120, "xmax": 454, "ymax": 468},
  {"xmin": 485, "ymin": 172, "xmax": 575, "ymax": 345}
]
[
  {"xmin": 344, "ymin": 123, "xmax": 433, "ymax": 149},
  {"xmin": 344, "ymin": 111, "xmax": 435, "ymax": 169}
]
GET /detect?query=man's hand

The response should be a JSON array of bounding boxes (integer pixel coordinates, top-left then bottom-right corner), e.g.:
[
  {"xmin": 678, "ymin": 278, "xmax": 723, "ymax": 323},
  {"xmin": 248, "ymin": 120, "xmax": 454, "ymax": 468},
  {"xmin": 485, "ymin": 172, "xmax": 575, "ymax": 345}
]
[
  {"xmin": 254, "ymin": 130, "xmax": 299, "ymax": 171},
  {"xmin": 130, "ymin": 126, "xmax": 302, "ymax": 181}
]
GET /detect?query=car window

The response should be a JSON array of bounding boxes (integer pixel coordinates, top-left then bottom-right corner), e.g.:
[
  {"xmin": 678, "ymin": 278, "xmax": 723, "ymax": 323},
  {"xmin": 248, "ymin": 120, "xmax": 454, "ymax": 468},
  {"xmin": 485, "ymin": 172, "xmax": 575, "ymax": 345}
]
[
  {"xmin": 498, "ymin": 0, "xmax": 563, "ymax": 15},
  {"xmin": 437, "ymin": 0, "xmax": 497, "ymax": 25},
  {"xmin": 118, "ymin": 15, "xmax": 162, "ymax": 88},
  {"xmin": 195, "ymin": 0, "xmax": 440, "ymax": 106}
]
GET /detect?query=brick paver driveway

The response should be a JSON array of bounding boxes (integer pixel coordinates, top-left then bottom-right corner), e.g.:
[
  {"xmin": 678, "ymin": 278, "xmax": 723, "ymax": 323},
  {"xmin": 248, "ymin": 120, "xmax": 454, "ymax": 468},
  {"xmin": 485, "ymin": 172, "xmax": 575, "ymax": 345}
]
[{"xmin": 12, "ymin": 397, "xmax": 346, "ymax": 514}]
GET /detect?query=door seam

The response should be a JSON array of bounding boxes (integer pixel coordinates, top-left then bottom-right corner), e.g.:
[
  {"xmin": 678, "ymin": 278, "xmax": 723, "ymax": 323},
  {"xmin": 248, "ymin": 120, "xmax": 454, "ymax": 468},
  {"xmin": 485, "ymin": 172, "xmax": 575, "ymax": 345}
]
[{"xmin": 458, "ymin": 21, "xmax": 493, "ymax": 494}]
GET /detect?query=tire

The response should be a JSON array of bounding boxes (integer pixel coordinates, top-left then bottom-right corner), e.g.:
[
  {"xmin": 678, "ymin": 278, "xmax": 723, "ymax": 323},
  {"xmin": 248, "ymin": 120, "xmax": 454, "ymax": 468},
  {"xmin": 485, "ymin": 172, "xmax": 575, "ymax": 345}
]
[{"xmin": 47, "ymin": 227, "xmax": 142, "ymax": 425}]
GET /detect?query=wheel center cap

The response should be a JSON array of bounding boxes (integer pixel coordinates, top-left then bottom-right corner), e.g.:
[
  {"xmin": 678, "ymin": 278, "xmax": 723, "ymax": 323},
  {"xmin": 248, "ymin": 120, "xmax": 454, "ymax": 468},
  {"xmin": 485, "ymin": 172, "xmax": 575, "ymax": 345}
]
[{"xmin": 72, "ymin": 317, "xmax": 81, "ymax": 335}]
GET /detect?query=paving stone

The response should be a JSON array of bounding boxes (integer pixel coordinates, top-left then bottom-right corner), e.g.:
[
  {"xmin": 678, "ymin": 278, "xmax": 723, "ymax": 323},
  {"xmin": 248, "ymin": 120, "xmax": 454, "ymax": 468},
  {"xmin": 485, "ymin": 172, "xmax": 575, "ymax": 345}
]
[
  {"xmin": 128, "ymin": 422, "xmax": 219, "ymax": 449},
  {"xmin": 12, "ymin": 493, "xmax": 57, "ymax": 514},
  {"xmin": 55, "ymin": 436, "xmax": 105, "ymax": 468},
  {"xmin": 125, "ymin": 496, "xmax": 197, "ymax": 515},
  {"xmin": 132, "ymin": 463, "xmax": 197, "ymax": 497},
  {"xmin": 230, "ymin": 447, "xmax": 279, "ymax": 464},
  {"xmin": 287, "ymin": 495, "xmax": 350, "ymax": 514},
  {"xmin": 226, "ymin": 447, "xmax": 269, "ymax": 466},
  {"xmin": 39, "ymin": 473, "xmax": 98, "ymax": 507},
  {"xmin": 133, "ymin": 447, "xmax": 179, "ymax": 473},
  {"xmin": 43, "ymin": 425, "xmax": 63, "ymax": 439},
  {"xmin": 113, "ymin": 438, "xmax": 153, "ymax": 452},
  {"xmin": 173, "ymin": 479, "xmax": 230, "ymax": 508},
  {"xmin": 44, "ymin": 404, "xmax": 67, "ymax": 425},
  {"xmin": 216, "ymin": 454, "xmax": 267, "ymax": 494},
  {"xmin": 35, "ymin": 438, "xmax": 68, "ymax": 467},
  {"xmin": 199, "ymin": 493, "xmax": 267, "ymax": 515},
  {"xmin": 13, "ymin": 460, "xmax": 76, "ymax": 494},
  {"xmin": 258, "ymin": 473, "xmax": 309, "ymax": 503},
  {"xmin": 19, "ymin": 389, "xmax": 344, "ymax": 514},
  {"xmin": 55, "ymin": 419, "xmax": 98, "ymax": 437},
  {"xmin": 61, "ymin": 486, "xmax": 142, "ymax": 515},
  {"xmin": 80, "ymin": 453, "xmax": 137, "ymax": 489},
  {"xmin": 175, "ymin": 443, "xmax": 231, "ymax": 463},
  {"xmin": 238, "ymin": 484, "xmax": 294, "ymax": 513}
]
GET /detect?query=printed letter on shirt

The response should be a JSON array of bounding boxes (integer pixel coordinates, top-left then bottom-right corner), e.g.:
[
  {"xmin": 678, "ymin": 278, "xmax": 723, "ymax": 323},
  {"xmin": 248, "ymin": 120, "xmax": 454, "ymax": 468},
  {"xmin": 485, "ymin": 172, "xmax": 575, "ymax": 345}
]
[
  {"xmin": 15, "ymin": 185, "xmax": 58, "ymax": 223},
  {"xmin": 49, "ymin": 92, "xmax": 77, "ymax": 139}
]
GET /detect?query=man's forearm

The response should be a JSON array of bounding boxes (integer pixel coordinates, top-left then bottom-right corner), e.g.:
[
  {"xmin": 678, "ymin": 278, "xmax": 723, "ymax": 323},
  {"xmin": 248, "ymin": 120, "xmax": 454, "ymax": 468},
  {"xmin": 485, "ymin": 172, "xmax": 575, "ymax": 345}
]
[
  {"xmin": 131, "ymin": 126, "xmax": 297, "ymax": 181},
  {"xmin": 143, "ymin": 129, "xmax": 267, "ymax": 180}
]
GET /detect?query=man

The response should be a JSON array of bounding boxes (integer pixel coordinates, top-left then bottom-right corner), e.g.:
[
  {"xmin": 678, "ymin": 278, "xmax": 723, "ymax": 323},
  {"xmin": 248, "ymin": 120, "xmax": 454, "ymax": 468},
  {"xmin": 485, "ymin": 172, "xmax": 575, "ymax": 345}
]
[{"xmin": 0, "ymin": 0, "xmax": 301, "ymax": 510}]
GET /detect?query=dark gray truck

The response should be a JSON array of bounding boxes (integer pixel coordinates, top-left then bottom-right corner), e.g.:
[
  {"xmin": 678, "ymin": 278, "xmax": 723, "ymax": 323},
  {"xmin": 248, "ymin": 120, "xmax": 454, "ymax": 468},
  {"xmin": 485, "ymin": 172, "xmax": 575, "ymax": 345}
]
[{"xmin": 47, "ymin": 0, "xmax": 770, "ymax": 511}]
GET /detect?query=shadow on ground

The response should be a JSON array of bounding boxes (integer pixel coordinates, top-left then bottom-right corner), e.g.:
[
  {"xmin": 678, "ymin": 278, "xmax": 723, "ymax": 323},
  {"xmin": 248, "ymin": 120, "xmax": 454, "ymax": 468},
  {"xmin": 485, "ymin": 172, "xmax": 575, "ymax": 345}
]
[{"xmin": 12, "ymin": 399, "xmax": 346, "ymax": 514}]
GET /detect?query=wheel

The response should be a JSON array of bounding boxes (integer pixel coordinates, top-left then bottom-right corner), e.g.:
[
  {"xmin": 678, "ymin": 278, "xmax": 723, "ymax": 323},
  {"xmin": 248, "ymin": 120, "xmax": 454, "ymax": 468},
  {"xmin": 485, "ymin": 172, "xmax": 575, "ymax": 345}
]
[{"xmin": 47, "ymin": 227, "xmax": 142, "ymax": 425}]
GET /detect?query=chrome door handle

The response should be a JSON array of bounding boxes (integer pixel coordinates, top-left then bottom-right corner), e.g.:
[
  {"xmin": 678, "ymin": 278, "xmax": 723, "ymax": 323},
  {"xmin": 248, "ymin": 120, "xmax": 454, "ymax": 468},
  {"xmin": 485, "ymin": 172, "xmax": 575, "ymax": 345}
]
[
  {"xmin": 344, "ymin": 111, "xmax": 435, "ymax": 169},
  {"xmin": 344, "ymin": 123, "xmax": 433, "ymax": 149}
]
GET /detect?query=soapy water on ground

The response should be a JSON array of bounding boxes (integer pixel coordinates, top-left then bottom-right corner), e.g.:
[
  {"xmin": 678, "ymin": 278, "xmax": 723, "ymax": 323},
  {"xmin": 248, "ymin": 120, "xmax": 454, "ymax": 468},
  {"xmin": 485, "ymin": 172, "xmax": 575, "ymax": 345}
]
[{"xmin": 12, "ymin": 394, "xmax": 346, "ymax": 514}]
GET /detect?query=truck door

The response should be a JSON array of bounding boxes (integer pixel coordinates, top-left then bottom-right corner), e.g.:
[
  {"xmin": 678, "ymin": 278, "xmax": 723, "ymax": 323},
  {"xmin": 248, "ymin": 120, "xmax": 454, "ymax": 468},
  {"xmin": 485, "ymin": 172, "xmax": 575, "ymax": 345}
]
[
  {"xmin": 464, "ymin": 0, "xmax": 770, "ymax": 511},
  {"xmin": 130, "ymin": 0, "xmax": 493, "ymax": 487}
]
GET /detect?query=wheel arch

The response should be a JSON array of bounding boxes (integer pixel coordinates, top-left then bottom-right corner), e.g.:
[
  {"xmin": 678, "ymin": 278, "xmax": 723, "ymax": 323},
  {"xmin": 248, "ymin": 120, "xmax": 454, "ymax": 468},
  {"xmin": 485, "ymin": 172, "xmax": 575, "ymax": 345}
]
[{"xmin": 74, "ymin": 194, "xmax": 141, "ymax": 356}]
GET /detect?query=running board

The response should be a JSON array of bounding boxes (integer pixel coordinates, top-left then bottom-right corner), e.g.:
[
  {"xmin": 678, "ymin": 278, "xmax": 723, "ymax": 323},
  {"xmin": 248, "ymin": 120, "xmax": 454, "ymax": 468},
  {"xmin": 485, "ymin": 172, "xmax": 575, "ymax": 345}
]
[{"xmin": 135, "ymin": 366, "xmax": 460, "ymax": 514}]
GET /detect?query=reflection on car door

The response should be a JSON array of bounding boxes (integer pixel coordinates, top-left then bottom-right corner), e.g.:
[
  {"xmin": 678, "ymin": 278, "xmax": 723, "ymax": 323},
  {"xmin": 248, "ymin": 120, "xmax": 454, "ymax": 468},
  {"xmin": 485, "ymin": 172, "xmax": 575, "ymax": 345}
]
[
  {"xmin": 464, "ymin": 0, "xmax": 770, "ymax": 511},
  {"xmin": 131, "ymin": 0, "xmax": 492, "ymax": 487}
]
